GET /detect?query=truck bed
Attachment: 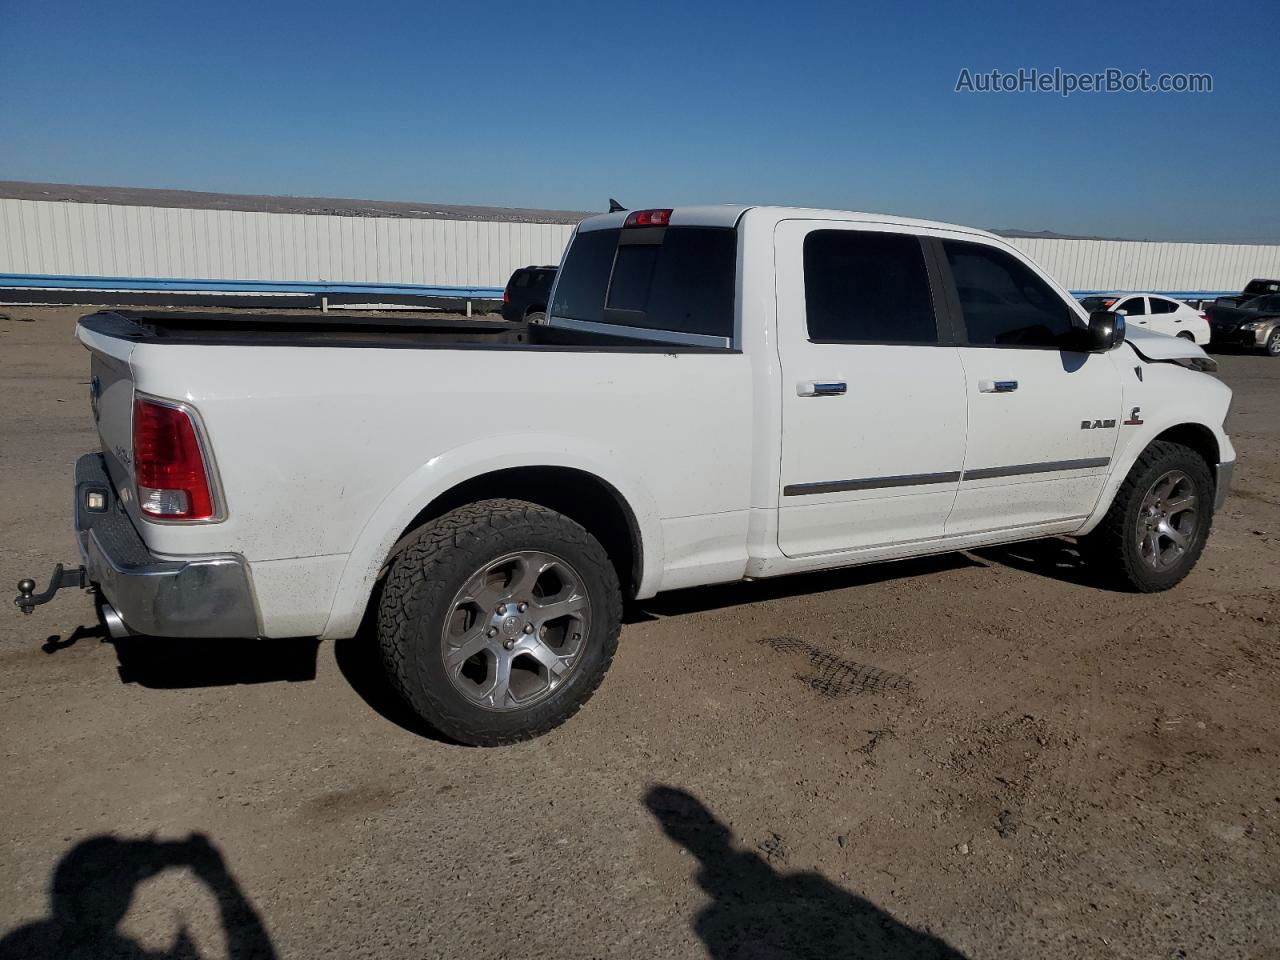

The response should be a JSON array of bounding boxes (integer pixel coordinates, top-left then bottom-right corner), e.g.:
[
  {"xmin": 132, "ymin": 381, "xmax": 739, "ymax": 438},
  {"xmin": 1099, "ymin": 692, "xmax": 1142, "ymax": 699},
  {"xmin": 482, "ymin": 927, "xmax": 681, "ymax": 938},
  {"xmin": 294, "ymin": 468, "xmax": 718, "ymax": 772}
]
[{"xmin": 79, "ymin": 310, "xmax": 732, "ymax": 352}]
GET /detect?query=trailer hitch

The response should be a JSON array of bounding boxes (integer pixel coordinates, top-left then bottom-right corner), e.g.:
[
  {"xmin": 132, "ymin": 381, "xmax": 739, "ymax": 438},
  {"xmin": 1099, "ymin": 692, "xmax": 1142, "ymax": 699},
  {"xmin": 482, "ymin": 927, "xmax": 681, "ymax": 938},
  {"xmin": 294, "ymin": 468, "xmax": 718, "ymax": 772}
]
[{"xmin": 14, "ymin": 565, "xmax": 89, "ymax": 615}]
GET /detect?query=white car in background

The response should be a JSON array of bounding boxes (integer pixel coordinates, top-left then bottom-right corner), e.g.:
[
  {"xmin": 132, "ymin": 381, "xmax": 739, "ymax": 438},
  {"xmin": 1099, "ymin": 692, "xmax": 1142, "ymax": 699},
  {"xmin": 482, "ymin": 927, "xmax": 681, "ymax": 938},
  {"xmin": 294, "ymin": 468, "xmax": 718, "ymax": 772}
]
[{"xmin": 1080, "ymin": 293, "xmax": 1210, "ymax": 345}]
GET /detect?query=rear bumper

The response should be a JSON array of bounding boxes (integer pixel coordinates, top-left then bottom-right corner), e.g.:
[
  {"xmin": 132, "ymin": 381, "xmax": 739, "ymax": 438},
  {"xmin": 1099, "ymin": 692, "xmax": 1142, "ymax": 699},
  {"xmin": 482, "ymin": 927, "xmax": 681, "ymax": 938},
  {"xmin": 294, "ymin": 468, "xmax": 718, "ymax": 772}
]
[
  {"xmin": 74, "ymin": 453, "xmax": 260, "ymax": 638},
  {"xmin": 1215, "ymin": 460, "xmax": 1234, "ymax": 512}
]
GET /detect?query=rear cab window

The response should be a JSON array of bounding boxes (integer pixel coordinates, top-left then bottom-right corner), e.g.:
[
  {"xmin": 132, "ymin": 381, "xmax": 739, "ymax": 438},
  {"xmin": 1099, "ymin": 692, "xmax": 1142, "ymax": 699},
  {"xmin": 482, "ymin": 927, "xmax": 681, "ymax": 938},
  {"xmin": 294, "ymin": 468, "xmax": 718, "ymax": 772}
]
[{"xmin": 549, "ymin": 222, "xmax": 738, "ymax": 347}]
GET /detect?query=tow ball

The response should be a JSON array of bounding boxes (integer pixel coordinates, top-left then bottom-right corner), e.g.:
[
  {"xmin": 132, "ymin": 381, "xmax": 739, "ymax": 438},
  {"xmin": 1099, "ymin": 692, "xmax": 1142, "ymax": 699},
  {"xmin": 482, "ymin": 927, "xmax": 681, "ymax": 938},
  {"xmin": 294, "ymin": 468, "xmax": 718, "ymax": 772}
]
[{"xmin": 14, "ymin": 565, "xmax": 89, "ymax": 615}]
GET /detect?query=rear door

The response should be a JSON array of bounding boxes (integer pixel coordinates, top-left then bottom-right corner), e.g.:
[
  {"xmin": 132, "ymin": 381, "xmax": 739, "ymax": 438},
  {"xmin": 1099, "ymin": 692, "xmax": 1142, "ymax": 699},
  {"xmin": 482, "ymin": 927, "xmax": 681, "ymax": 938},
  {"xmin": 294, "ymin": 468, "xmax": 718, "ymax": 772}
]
[
  {"xmin": 775, "ymin": 221, "xmax": 967, "ymax": 557},
  {"xmin": 1116, "ymin": 296, "xmax": 1150, "ymax": 329},
  {"xmin": 1147, "ymin": 296, "xmax": 1184, "ymax": 336},
  {"xmin": 940, "ymin": 238, "xmax": 1122, "ymax": 535}
]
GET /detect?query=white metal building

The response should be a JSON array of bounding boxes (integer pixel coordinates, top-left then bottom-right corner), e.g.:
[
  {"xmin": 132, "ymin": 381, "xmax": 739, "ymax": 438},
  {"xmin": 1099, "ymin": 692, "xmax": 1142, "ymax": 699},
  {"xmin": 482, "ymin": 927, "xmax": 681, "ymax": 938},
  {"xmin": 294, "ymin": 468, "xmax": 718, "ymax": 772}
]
[{"xmin": 3, "ymin": 183, "xmax": 1278, "ymax": 300}]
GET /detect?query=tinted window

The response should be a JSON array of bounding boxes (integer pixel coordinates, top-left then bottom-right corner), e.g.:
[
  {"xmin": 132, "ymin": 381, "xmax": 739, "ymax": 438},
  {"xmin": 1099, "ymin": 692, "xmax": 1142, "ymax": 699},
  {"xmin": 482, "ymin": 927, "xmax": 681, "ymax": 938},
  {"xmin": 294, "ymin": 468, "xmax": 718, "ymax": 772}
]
[
  {"xmin": 1118, "ymin": 297, "xmax": 1147, "ymax": 316},
  {"xmin": 513, "ymin": 271, "xmax": 532, "ymax": 288},
  {"xmin": 550, "ymin": 229, "xmax": 620, "ymax": 325},
  {"xmin": 1248, "ymin": 294, "xmax": 1280, "ymax": 313},
  {"xmin": 610, "ymin": 228, "xmax": 736, "ymax": 337},
  {"xmin": 943, "ymin": 241, "xmax": 1078, "ymax": 348},
  {"xmin": 551, "ymin": 227, "xmax": 736, "ymax": 338},
  {"xmin": 1149, "ymin": 297, "xmax": 1178, "ymax": 314},
  {"xmin": 607, "ymin": 244, "xmax": 660, "ymax": 313},
  {"xmin": 803, "ymin": 231, "xmax": 937, "ymax": 343}
]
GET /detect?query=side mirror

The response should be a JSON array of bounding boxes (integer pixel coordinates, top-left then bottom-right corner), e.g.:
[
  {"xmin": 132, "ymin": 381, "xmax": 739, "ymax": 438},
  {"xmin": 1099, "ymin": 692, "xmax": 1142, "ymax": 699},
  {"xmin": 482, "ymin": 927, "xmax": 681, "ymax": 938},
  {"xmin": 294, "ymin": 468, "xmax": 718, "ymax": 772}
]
[{"xmin": 1086, "ymin": 310, "xmax": 1126, "ymax": 351}]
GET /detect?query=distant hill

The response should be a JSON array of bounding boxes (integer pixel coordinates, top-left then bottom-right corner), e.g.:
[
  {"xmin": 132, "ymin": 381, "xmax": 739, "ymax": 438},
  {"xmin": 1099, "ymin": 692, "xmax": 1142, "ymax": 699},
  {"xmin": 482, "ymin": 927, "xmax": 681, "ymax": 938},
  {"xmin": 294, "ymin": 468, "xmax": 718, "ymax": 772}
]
[
  {"xmin": 0, "ymin": 181, "xmax": 1260, "ymax": 243},
  {"xmin": 0, "ymin": 180, "xmax": 594, "ymax": 225},
  {"xmin": 991, "ymin": 227, "xmax": 1135, "ymax": 242}
]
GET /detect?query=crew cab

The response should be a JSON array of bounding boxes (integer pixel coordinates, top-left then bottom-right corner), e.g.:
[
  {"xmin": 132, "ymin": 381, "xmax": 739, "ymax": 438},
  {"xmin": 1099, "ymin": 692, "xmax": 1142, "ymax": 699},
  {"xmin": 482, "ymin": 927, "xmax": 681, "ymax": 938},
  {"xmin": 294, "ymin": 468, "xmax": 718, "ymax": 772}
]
[{"xmin": 17, "ymin": 205, "xmax": 1235, "ymax": 746}]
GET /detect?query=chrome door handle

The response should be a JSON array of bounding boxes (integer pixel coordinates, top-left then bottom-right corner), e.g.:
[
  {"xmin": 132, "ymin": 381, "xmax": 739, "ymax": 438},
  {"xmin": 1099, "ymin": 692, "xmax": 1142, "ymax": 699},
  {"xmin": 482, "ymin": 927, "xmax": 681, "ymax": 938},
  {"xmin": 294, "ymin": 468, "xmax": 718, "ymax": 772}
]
[
  {"xmin": 798, "ymin": 381, "xmax": 847, "ymax": 397},
  {"xmin": 978, "ymin": 379, "xmax": 1018, "ymax": 393}
]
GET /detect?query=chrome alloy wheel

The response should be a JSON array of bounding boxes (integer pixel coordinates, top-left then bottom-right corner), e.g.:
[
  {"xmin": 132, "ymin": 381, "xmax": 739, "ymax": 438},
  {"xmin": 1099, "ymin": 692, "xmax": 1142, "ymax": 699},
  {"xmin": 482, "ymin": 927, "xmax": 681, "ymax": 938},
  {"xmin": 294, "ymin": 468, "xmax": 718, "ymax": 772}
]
[
  {"xmin": 1136, "ymin": 469, "xmax": 1199, "ymax": 572},
  {"xmin": 440, "ymin": 551, "xmax": 591, "ymax": 711}
]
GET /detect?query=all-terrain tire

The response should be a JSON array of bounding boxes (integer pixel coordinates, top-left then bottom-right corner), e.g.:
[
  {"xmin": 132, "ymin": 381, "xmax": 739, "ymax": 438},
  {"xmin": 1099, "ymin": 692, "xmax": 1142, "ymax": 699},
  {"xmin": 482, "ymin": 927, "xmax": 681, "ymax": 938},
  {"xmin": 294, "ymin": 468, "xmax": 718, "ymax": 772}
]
[
  {"xmin": 1079, "ymin": 441, "xmax": 1214, "ymax": 592},
  {"xmin": 378, "ymin": 499, "xmax": 621, "ymax": 745}
]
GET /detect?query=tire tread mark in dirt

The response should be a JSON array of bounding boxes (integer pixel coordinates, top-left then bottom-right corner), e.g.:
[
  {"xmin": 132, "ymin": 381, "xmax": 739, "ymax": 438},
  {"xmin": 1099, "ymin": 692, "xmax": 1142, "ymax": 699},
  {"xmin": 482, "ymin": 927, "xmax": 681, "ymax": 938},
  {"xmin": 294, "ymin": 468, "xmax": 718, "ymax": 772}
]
[{"xmin": 759, "ymin": 636, "xmax": 912, "ymax": 698}]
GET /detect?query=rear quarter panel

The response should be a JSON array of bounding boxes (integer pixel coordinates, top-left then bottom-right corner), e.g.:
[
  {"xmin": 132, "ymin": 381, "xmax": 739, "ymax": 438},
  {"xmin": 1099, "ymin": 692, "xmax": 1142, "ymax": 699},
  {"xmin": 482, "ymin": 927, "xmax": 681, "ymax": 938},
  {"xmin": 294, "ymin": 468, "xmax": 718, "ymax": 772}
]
[{"xmin": 123, "ymin": 342, "xmax": 756, "ymax": 634}]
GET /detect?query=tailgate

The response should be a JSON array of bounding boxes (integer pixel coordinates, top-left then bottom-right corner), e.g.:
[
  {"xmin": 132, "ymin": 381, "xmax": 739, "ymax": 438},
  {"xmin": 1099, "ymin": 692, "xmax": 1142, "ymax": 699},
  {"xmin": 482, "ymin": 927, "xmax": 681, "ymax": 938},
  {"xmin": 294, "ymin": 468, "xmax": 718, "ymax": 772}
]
[{"xmin": 78, "ymin": 322, "xmax": 136, "ymax": 503}]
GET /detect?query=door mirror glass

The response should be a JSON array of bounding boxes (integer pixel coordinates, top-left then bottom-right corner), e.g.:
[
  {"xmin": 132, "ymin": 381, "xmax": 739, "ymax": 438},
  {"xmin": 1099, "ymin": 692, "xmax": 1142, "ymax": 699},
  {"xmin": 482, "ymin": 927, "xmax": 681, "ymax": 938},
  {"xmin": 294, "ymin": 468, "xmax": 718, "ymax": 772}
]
[{"xmin": 1087, "ymin": 310, "xmax": 1126, "ymax": 351}]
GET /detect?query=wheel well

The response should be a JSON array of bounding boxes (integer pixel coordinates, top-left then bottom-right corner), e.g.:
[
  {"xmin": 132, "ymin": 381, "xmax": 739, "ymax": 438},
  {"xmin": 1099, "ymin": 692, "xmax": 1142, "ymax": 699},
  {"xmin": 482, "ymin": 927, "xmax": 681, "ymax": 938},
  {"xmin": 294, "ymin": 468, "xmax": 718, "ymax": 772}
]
[
  {"xmin": 1153, "ymin": 423, "xmax": 1219, "ymax": 473},
  {"xmin": 524, "ymin": 304, "xmax": 546, "ymax": 317},
  {"xmin": 392, "ymin": 467, "xmax": 641, "ymax": 597}
]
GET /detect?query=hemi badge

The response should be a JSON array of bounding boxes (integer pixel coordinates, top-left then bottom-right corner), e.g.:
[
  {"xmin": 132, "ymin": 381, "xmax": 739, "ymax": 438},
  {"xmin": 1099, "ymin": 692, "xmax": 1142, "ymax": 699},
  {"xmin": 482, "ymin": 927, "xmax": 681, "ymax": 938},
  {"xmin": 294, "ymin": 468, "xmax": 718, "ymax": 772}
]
[{"xmin": 1124, "ymin": 406, "xmax": 1144, "ymax": 425}]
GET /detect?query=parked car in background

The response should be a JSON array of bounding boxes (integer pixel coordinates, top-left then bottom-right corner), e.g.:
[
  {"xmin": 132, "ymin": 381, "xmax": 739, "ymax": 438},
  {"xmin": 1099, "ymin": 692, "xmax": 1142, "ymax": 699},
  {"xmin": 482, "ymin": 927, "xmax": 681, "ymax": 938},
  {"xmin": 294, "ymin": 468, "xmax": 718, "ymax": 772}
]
[
  {"xmin": 1079, "ymin": 293, "xmax": 1210, "ymax": 344},
  {"xmin": 1211, "ymin": 278, "xmax": 1280, "ymax": 311},
  {"xmin": 501, "ymin": 266, "xmax": 557, "ymax": 323},
  {"xmin": 1206, "ymin": 290, "xmax": 1280, "ymax": 356}
]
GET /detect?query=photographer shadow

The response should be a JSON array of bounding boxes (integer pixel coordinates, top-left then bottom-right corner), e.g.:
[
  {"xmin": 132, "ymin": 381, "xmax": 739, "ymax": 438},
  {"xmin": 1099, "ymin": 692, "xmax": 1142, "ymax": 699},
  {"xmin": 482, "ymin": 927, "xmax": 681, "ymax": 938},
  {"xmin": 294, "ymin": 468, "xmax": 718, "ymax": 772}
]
[
  {"xmin": 0, "ymin": 834, "xmax": 276, "ymax": 960},
  {"xmin": 645, "ymin": 786, "xmax": 966, "ymax": 959}
]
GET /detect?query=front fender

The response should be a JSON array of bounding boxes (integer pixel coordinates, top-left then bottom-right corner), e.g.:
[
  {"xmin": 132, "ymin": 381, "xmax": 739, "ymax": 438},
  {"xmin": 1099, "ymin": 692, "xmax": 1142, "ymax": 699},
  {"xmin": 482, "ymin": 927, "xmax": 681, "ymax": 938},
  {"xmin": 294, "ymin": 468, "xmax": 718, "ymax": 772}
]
[
  {"xmin": 319, "ymin": 434, "xmax": 665, "ymax": 640},
  {"xmin": 1077, "ymin": 364, "xmax": 1234, "ymax": 535}
]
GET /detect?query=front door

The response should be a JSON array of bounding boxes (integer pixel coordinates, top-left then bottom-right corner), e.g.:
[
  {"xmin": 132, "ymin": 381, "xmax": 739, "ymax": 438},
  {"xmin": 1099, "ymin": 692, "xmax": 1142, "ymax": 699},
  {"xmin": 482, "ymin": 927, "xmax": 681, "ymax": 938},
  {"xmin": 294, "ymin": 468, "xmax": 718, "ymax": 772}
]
[
  {"xmin": 775, "ymin": 221, "xmax": 967, "ymax": 558},
  {"xmin": 939, "ymin": 238, "xmax": 1123, "ymax": 535}
]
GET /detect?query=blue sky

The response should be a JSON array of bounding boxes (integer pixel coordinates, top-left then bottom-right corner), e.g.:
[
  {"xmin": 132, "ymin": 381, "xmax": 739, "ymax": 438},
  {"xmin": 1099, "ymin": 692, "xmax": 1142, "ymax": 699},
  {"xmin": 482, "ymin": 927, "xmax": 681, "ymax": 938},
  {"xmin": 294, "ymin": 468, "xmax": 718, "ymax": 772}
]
[{"xmin": 4, "ymin": 0, "xmax": 1277, "ymax": 241}]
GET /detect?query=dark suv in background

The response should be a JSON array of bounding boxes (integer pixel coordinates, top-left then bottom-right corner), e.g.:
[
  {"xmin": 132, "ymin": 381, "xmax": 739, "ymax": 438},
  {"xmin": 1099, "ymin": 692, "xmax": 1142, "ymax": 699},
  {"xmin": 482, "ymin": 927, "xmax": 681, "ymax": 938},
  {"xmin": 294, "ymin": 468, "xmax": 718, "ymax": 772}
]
[{"xmin": 501, "ymin": 266, "xmax": 557, "ymax": 323}]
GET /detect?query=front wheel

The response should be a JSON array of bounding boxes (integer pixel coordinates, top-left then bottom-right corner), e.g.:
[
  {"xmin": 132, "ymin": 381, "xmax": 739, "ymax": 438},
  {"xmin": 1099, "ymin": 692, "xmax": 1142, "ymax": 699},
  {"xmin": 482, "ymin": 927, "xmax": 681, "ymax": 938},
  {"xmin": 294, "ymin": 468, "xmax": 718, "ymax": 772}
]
[
  {"xmin": 1080, "ymin": 441, "xmax": 1214, "ymax": 592},
  {"xmin": 378, "ymin": 499, "xmax": 621, "ymax": 745},
  {"xmin": 1265, "ymin": 328, "xmax": 1280, "ymax": 357}
]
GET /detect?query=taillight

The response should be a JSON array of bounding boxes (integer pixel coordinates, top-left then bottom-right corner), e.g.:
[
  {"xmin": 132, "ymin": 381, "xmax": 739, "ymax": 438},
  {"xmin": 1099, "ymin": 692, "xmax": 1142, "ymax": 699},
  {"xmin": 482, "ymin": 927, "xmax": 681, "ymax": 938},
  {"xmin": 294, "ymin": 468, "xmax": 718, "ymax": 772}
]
[
  {"xmin": 502, "ymin": 286, "xmax": 510, "ymax": 304},
  {"xmin": 132, "ymin": 397, "xmax": 216, "ymax": 520},
  {"xmin": 1200, "ymin": 312, "xmax": 1209, "ymax": 321},
  {"xmin": 624, "ymin": 208, "xmax": 672, "ymax": 227}
]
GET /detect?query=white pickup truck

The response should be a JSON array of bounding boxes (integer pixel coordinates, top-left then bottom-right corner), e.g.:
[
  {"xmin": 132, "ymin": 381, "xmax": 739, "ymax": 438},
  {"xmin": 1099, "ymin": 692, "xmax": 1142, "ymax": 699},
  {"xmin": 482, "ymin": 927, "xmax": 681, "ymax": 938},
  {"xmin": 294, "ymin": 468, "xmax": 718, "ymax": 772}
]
[{"xmin": 16, "ymin": 205, "xmax": 1234, "ymax": 745}]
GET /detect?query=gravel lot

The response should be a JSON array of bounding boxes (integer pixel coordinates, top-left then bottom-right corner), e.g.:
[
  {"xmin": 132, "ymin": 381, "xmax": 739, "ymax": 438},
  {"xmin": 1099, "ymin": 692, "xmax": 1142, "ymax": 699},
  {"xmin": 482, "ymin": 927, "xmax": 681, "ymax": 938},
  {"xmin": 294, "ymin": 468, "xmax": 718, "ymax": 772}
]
[{"xmin": 1, "ymin": 307, "xmax": 1277, "ymax": 959}]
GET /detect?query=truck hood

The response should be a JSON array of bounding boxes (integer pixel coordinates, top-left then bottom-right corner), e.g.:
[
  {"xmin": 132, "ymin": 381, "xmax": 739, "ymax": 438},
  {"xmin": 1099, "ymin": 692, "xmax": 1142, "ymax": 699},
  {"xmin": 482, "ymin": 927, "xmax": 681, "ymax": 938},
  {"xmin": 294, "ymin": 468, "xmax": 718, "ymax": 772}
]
[{"xmin": 1123, "ymin": 325, "xmax": 1215, "ymax": 370}]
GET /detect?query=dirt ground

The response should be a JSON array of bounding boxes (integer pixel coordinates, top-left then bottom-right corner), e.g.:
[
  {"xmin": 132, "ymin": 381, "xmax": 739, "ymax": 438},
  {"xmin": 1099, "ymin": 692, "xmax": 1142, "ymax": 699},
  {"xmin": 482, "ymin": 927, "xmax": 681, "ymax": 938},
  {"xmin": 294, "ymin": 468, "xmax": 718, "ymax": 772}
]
[{"xmin": 1, "ymin": 306, "xmax": 1277, "ymax": 960}]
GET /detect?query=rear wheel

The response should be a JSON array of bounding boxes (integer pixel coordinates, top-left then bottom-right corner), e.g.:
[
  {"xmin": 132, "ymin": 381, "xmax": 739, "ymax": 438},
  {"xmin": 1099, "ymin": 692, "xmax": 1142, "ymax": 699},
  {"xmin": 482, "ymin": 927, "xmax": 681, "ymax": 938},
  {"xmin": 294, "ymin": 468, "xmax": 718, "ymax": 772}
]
[
  {"xmin": 378, "ymin": 499, "xmax": 621, "ymax": 745},
  {"xmin": 525, "ymin": 310, "xmax": 547, "ymax": 325},
  {"xmin": 1177, "ymin": 331, "xmax": 1194, "ymax": 340},
  {"xmin": 1080, "ymin": 441, "xmax": 1213, "ymax": 592}
]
